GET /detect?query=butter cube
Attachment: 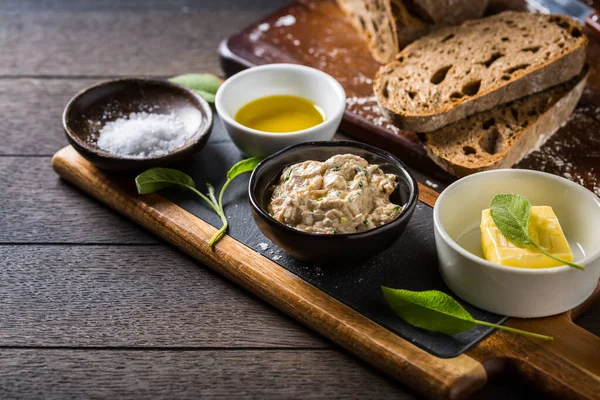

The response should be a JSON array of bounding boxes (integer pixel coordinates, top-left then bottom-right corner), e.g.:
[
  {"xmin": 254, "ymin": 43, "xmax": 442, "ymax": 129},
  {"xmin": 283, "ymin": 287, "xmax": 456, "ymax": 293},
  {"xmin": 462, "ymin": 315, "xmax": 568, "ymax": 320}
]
[{"xmin": 480, "ymin": 206, "xmax": 573, "ymax": 269}]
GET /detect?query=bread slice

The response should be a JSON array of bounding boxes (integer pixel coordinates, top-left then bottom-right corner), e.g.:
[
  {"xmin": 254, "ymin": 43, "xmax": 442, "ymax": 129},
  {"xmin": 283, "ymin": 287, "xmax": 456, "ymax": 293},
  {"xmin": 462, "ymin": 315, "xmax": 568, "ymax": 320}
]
[
  {"xmin": 420, "ymin": 67, "xmax": 588, "ymax": 177},
  {"xmin": 336, "ymin": 0, "xmax": 400, "ymax": 64},
  {"xmin": 336, "ymin": 0, "xmax": 488, "ymax": 64},
  {"xmin": 374, "ymin": 11, "xmax": 588, "ymax": 132}
]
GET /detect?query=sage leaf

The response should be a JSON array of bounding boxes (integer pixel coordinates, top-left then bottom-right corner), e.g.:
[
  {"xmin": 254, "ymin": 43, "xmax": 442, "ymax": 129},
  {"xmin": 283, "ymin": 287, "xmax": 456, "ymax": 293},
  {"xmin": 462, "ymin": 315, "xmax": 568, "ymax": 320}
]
[
  {"xmin": 135, "ymin": 167, "xmax": 195, "ymax": 194},
  {"xmin": 382, "ymin": 287, "xmax": 476, "ymax": 335},
  {"xmin": 226, "ymin": 156, "xmax": 264, "ymax": 180},
  {"xmin": 170, "ymin": 73, "xmax": 222, "ymax": 103},
  {"xmin": 136, "ymin": 157, "xmax": 262, "ymax": 248},
  {"xmin": 489, "ymin": 194, "xmax": 531, "ymax": 245},
  {"xmin": 489, "ymin": 194, "xmax": 583, "ymax": 270},
  {"xmin": 382, "ymin": 287, "xmax": 553, "ymax": 341},
  {"xmin": 197, "ymin": 90, "xmax": 216, "ymax": 103}
]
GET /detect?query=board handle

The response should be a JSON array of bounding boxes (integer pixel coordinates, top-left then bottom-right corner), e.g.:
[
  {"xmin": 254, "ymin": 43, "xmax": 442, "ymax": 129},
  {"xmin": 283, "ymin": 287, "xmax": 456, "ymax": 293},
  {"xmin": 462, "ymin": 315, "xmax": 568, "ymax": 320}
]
[
  {"xmin": 469, "ymin": 283, "xmax": 600, "ymax": 399},
  {"xmin": 585, "ymin": 12, "xmax": 600, "ymax": 40}
]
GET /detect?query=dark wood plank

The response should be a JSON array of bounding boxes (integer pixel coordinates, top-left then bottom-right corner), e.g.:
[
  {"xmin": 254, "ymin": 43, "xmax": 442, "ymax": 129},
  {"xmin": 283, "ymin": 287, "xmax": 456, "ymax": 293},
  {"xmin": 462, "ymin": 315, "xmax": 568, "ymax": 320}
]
[
  {"xmin": 0, "ymin": 79, "xmax": 96, "ymax": 155},
  {"xmin": 0, "ymin": 349, "xmax": 420, "ymax": 400},
  {"xmin": 0, "ymin": 157, "xmax": 156, "ymax": 243},
  {"xmin": 0, "ymin": 348, "xmax": 557, "ymax": 400},
  {"xmin": 0, "ymin": 348, "xmax": 550, "ymax": 400},
  {"xmin": 0, "ymin": 10, "xmax": 265, "ymax": 77},
  {"xmin": 0, "ymin": 244, "xmax": 324, "ymax": 348},
  {"xmin": 0, "ymin": 0, "xmax": 290, "ymax": 12}
]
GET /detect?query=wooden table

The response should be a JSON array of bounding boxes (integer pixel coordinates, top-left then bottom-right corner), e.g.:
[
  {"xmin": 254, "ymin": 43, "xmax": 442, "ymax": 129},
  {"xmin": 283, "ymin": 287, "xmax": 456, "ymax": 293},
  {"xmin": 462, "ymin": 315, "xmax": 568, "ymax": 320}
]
[{"xmin": 0, "ymin": 1, "xmax": 597, "ymax": 398}]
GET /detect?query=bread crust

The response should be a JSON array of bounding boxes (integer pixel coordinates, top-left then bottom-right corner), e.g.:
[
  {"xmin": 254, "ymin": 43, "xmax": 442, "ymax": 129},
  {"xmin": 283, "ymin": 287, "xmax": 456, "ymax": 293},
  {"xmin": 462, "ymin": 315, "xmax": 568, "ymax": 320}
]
[
  {"xmin": 337, "ymin": 0, "xmax": 489, "ymax": 63},
  {"xmin": 374, "ymin": 11, "xmax": 588, "ymax": 131},
  {"xmin": 421, "ymin": 69, "xmax": 588, "ymax": 177}
]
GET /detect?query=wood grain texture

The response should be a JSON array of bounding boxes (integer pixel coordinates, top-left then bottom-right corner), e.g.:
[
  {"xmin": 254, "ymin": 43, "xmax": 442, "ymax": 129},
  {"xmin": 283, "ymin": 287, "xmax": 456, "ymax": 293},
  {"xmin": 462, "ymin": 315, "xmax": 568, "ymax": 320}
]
[
  {"xmin": 0, "ymin": 244, "xmax": 324, "ymax": 348},
  {"xmin": 0, "ymin": 349, "xmax": 417, "ymax": 400},
  {"xmin": 0, "ymin": 157, "xmax": 156, "ymax": 243},
  {"xmin": 0, "ymin": 11, "xmax": 264, "ymax": 77},
  {"xmin": 52, "ymin": 146, "xmax": 488, "ymax": 400}
]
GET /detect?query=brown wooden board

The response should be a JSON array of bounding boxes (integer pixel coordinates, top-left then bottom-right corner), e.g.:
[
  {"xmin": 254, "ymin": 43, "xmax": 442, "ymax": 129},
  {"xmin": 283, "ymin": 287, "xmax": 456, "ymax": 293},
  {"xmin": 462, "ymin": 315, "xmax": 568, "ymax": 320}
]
[
  {"xmin": 52, "ymin": 144, "xmax": 600, "ymax": 399},
  {"xmin": 219, "ymin": 0, "xmax": 600, "ymax": 195}
]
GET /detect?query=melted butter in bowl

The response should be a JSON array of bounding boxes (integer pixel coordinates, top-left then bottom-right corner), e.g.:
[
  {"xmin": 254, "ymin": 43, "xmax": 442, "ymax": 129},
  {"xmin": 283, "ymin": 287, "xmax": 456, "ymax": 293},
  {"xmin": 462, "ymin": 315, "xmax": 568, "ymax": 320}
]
[{"xmin": 235, "ymin": 95, "xmax": 326, "ymax": 133}]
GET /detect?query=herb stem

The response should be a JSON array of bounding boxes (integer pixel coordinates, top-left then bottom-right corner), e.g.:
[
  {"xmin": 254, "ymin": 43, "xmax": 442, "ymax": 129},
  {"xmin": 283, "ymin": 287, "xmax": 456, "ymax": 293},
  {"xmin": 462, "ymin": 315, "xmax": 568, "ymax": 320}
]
[
  {"xmin": 531, "ymin": 243, "xmax": 584, "ymax": 270},
  {"xmin": 188, "ymin": 187, "xmax": 221, "ymax": 215},
  {"xmin": 475, "ymin": 320, "xmax": 554, "ymax": 341},
  {"xmin": 209, "ymin": 211, "xmax": 229, "ymax": 247},
  {"xmin": 218, "ymin": 179, "xmax": 233, "ymax": 210}
]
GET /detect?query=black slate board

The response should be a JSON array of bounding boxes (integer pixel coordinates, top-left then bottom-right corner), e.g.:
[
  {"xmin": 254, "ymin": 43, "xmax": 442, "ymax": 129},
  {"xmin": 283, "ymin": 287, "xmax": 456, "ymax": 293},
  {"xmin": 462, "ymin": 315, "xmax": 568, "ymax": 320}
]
[{"xmin": 161, "ymin": 116, "xmax": 507, "ymax": 358}]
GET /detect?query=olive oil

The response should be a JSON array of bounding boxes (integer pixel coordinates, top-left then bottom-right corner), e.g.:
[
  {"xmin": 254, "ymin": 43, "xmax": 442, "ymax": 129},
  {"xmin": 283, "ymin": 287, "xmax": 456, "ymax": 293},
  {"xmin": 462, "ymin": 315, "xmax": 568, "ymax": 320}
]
[{"xmin": 235, "ymin": 95, "xmax": 326, "ymax": 133}]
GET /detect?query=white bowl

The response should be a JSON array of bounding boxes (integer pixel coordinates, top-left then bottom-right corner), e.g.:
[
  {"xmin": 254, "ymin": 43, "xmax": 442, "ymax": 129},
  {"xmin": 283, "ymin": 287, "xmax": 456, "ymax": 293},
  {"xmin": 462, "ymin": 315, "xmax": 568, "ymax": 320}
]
[
  {"xmin": 433, "ymin": 169, "xmax": 600, "ymax": 318},
  {"xmin": 215, "ymin": 64, "xmax": 346, "ymax": 157}
]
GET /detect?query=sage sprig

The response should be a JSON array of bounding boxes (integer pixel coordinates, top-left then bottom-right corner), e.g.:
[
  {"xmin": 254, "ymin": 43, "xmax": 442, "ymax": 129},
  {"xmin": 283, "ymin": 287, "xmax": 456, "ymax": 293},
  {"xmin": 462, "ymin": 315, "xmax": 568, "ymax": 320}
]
[
  {"xmin": 170, "ymin": 73, "xmax": 222, "ymax": 103},
  {"xmin": 135, "ymin": 157, "xmax": 263, "ymax": 247},
  {"xmin": 489, "ymin": 194, "xmax": 583, "ymax": 270},
  {"xmin": 382, "ymin": 287, "xmax": 553, "ymax": 341}
]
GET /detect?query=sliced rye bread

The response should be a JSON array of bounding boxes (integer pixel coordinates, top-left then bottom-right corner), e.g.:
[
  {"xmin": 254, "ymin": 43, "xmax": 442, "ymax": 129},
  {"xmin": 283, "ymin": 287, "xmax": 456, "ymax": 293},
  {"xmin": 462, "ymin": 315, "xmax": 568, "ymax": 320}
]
[
  {"xmin": 374, "ymin": 11, "xmax": 588, "ymax": 132},
  {"xmin": 336, "ymin": 0, "xmax": 488, "ymax": 64},
  {"xmin": 420, "ymin": 66, "xmax": 588, "ymax": 177},
  {"xmin": 336, "ymin": 0, "xmax": 400, "ymax": 64}
]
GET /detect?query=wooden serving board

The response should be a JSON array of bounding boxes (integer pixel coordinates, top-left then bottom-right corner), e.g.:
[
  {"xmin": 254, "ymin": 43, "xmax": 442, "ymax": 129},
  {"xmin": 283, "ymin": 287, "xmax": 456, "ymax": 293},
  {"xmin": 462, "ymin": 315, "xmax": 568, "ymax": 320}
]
[
  {"xmin": 52, "ymin": 138, "xmax": 600, "ymax": 399},
  {"xmin": 219, "ymin": 0, "xmax": 600, "ymax": 195}
]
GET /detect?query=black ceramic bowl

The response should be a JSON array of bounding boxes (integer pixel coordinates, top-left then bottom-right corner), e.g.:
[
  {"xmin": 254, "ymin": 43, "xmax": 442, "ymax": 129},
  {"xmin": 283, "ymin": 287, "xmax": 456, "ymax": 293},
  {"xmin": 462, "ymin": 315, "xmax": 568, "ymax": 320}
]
[
  {"xmin": 248, "ymin": 141, "xmax": 419, "ymax": 264},
  {"xmin": 63, "ymin": 78, "xmax": 213, "ymax": 171}
]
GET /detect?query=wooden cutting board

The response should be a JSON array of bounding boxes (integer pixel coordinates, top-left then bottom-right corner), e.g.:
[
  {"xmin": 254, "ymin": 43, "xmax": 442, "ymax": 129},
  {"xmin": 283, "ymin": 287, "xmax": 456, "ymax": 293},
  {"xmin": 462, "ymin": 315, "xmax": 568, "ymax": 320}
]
[
  {"xmin": 219, "ymin": 0, "xmax": 600, "ymax": 194},
  {"xmin": 52, "ymin": 144, "xmax": 600, "ymax": 400}
]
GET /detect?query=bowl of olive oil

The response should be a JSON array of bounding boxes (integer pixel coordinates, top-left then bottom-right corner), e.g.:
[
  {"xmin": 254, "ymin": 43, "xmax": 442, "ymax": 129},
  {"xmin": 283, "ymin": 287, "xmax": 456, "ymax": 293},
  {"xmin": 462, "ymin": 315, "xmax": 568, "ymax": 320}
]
[{"xmin": 215, "ymin": 64, "xmax": 346, "ymax": 156}]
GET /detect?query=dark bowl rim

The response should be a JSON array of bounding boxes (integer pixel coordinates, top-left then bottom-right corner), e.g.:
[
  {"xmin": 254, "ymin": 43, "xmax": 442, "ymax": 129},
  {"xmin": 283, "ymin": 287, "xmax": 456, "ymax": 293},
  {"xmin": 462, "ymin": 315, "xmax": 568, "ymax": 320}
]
[
  {"xmin": 62, "ymin": 77, "xmax": 214, "ymax": 161},
  {"xmin": 248, "ymin": 140, "xmax": 419, "ymax": 239}
]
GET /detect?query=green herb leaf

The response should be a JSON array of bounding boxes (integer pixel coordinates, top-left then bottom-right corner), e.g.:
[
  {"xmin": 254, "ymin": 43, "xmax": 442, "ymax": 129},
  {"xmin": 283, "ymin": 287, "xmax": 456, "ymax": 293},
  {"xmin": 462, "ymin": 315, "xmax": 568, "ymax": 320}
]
[
  {"xmin": 135, "ymin": 168, "xmax": 196, "ymax": 194},
  {"xmin": 196, "ymin": 90, "xmax": 216, "ymax": 103},
  {"xmin": 170, "ymin": 74, "xmax": 221, "ymax": 103},
  {"xmin": 227, "ymin": 157, "xmax": 264, "ymax": 180},
  {"xmin": 382, "ymin": 287, "xmax": 476, "ymax": 335},
  {"xmin": 489, "ymin": 194, "xmax": 531, "ymax": 245},
  {"xmin": 382, "ymin": 287, "xmax": 553, "ymax": 341},
  {"xmin": 136, "ymin": 157, "xmax": 262, "ymax": 249},
  {"xmin": 490, "ymin": 194, "xmax": 583, "ymax": 270},
  {"xmin": 284, "ymin": 167, "xmax": 295, "ymax": 182}
]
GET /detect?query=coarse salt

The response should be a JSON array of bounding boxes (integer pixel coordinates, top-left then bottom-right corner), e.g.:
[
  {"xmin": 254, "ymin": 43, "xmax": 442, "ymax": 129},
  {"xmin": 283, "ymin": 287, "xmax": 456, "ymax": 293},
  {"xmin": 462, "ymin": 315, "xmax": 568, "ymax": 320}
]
[{"xmin": 96, "ymin": 111, "xmax": 191, "ymax": 158}]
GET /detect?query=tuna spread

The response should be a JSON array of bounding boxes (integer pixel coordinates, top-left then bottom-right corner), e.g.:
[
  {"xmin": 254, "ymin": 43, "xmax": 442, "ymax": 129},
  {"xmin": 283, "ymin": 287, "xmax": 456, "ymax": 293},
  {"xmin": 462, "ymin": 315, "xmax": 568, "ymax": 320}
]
[{"xmin": 269, "ymin": 154, "xmax": 404, "ymax": 234}]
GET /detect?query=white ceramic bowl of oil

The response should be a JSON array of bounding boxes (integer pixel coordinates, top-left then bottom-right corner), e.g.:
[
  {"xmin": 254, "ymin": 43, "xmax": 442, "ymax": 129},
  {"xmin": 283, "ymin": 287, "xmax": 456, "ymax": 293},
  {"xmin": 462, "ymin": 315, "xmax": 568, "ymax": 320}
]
[
  {"xmin": 433, "ymin": 169, "xmax": 600, "ymax": 318},
  {"xmin": 215, "ymin": 63, "xmax": 346, "ymax": 157}
]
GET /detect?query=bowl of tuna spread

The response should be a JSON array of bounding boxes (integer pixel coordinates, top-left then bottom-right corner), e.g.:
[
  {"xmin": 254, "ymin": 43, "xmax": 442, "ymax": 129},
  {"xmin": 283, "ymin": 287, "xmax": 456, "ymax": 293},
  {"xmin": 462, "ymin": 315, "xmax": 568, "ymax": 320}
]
[{"xmin": 248, "ymin": 141, "xmax": 419, "ymax": 264}]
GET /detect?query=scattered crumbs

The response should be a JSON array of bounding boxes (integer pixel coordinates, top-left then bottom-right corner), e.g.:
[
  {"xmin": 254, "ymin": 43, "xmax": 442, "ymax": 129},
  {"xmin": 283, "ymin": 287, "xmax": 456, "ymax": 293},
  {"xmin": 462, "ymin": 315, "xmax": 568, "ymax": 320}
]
[
  {"xmin": 357, "ymin": 75, "xmax": 373, "ymax": 85},
  {"xmin": 425, "ymin": 180, "xmax": 439, "ymax": 189},
  {"xmin": 254, "ymin": 48, "xmax": 265, "ymax": 57},
  {"xmin": 269, "ymin": 250, "xmax": 274, "ymax": 254},
  {"xmin": 293, "ymin": 39, "xmax": 300, "ymax": 46},
  {"xmin": 346, "ymin": 95, "xmax": 377, "ymax": 107},
  {"xmin": 257, "ymin": 242, "xmax": 269, "ymax": 251},
  {"xmin": 272, "ymin": 255, "xmax": 282, "ymax": 261},
  {"xmin": 258, "ymin": 23, "xmax": 270, "ymax": 32},
  {"xmin": 249, "ymin": 31, "xmax": 261, "ymax": 41},
  {"xmin": 274, "ymin": 15, "xmax": 296, "ymax": 27}
]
